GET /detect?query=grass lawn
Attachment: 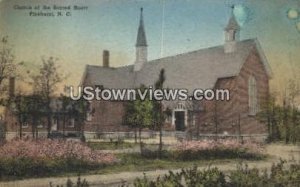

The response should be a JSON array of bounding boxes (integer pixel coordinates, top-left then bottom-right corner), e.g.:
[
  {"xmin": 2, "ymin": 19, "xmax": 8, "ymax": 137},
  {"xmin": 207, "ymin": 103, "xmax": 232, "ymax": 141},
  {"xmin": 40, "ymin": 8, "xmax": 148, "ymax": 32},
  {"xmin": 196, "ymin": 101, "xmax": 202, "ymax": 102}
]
[
  {"xmin": 52, "ymin": 152, "xmax": 261, "ymax": 178},
  {"xmin": 93, "ymin": 153, "xmax": 238, "ymax": 175},
  {"xmin": 0, "ymin": 152, "xmax": 266, "ymax": 181},
  {"xmin": 87, "ymin": 141, "xmax": 138, "ymax": 150},
  {"xmin": 0, "ymin": 141, "xmax": 270, "ymax": 181}
]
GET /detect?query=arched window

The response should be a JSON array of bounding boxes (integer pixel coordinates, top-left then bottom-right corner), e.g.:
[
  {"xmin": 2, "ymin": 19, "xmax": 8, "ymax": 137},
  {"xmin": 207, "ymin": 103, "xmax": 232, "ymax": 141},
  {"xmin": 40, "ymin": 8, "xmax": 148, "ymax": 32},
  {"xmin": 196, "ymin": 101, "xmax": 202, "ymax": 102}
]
[{"xmin": 248, "ymin": 76, "xmax": 258, "ymax": 115}]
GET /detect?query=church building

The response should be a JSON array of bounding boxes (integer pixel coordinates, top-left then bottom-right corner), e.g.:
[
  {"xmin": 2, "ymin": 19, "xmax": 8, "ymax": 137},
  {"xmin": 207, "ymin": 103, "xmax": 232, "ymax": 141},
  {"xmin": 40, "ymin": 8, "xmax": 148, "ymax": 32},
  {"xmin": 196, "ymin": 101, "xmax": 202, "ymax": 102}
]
[{"xmin": 80, "ymin": 7, "xmax": 272, "ymax": 139}]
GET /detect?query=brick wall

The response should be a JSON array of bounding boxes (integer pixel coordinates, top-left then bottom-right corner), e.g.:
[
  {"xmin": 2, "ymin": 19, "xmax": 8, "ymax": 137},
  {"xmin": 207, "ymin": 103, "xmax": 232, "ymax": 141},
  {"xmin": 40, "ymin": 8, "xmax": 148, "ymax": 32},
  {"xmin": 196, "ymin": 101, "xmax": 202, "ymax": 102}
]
[
  {"xmin": 194, "ymin": 47, "xmax": 269, "ymax": 135},
  {"xmin": 84, "ymin": 100, "xmax": 130, "ymax": 132}
]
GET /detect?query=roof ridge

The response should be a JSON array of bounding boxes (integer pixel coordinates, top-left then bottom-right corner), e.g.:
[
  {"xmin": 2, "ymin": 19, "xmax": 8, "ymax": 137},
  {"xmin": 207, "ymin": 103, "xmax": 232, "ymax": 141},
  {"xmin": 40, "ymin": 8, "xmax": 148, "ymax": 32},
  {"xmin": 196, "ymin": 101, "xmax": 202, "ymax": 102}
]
[
  {"xmin": 147, "ymin": 38, "xmax": 255, "ymax": 64},
  {"xmin": 86, "ymin": 39, "xmax": 255, "ymax": 70}
]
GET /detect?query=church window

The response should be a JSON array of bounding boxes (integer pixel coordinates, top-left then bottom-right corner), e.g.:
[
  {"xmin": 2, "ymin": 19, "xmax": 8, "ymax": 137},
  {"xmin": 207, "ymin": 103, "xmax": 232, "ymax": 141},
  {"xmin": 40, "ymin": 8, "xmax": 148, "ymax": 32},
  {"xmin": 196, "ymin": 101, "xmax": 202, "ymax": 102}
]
[{"xmin": 248, "ymin": 76, "xmax": 258, "ymax": 115}]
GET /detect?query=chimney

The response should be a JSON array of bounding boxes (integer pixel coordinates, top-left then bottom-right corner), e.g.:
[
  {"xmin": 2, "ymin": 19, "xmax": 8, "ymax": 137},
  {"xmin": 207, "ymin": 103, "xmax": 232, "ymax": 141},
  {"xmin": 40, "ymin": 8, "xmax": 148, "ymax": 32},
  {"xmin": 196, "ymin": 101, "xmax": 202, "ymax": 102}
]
[
  {"xmin": 103, "ymin": 50, "xmax": 109, "ymax": 67},
  {"xmin": 9, "ymin": 77, "xmax": 15, "ymax": 98}
]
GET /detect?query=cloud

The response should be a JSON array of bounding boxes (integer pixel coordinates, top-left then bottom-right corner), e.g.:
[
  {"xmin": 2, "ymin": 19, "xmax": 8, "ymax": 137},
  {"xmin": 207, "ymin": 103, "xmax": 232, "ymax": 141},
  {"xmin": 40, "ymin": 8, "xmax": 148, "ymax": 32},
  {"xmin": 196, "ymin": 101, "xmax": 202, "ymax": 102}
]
[
  {"xmin": 233, "ymin": 5, "xmax": 252, "ymax": 27},
  {"xmin": 287, "ymin": 8, "xmax": 298, "ymax": 20}
]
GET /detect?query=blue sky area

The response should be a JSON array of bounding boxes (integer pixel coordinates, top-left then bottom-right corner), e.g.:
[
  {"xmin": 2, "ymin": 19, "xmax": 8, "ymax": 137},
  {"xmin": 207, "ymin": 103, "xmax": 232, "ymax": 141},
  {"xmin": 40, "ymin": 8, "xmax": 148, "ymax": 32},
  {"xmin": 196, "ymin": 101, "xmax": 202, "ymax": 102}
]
[{"xmin": 0, "ymin": 0, "xmax": 300, "ymax": 93}]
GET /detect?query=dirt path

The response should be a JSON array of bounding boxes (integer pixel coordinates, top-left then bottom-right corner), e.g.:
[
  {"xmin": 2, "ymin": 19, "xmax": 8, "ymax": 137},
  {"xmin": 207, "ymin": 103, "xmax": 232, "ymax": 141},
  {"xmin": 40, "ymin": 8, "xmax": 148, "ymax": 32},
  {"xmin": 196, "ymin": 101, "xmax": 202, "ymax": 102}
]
[{"xmin": 0, "ymin": 144, "xmax": 299, "ymax": 187}]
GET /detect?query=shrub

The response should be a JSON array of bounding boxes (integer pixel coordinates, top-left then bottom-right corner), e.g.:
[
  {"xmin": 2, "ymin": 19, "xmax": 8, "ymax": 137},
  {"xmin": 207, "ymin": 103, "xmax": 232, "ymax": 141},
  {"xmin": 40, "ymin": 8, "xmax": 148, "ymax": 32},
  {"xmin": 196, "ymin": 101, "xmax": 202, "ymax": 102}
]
[
  {"xmin": 134, "ymin": 165, "xmax": 226, "ymax": 187},
  {"xmin": 0, "ymin": 138, "xmax": 117, "ymax": 164},
  {"xmin": 134, "ymin": 161, "xmax": 300, "ymax": 187},
  {"xmin": 49, "ymin": 175, "xmax": 89, "ymax": 187},
  {"xmin": 174, "ymin": 139, "xmax": 264, "ymax": 160},
  {"xmin": 0, "ymin": 138, "xmax": 117, "ymax": 179}
]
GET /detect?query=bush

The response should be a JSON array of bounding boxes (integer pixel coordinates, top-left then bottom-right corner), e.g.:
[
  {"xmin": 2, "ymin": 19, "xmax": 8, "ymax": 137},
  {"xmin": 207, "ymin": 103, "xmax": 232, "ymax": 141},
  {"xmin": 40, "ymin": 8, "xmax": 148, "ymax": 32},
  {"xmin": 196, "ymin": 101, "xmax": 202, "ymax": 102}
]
[
  {"xmin": 0, "ymin": 138, "xmax": 117, "ymax": 179},
  {"xmin": 134, "ymin": 160, "xmax": 300, "ymax": 187},
  {"xmin": 174, "ymin": 139, "xmax": 264, "ymax": 160},
  {"xmin": 0, "ymin": 138, "xmax": 117, "ymax": 164},
  {"xmin": 49, "ymin": 175, "xmax": 89, "ymax": 187},
  {"xmin": 134, "ymin": 165, "xmax": 226, "ymax": 187},
  {"xmin": 0, "ymin": 157, "xmax": 99, "ymax": 179}
]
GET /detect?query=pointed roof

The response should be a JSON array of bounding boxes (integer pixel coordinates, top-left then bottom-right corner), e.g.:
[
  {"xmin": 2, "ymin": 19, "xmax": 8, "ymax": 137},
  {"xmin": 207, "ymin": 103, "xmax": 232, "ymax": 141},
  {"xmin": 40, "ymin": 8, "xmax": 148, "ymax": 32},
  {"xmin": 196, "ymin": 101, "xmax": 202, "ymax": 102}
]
[
  {"xmin": 225, "ymin": 6, "xmax": 240, "ymax": 31},
  {"xmin": 82, "ymin": 39, "xmax": 272, "ymax": 94},
  {"xmin": 136, "ymin": 8, "xmax": 147, "ymax": 47}
]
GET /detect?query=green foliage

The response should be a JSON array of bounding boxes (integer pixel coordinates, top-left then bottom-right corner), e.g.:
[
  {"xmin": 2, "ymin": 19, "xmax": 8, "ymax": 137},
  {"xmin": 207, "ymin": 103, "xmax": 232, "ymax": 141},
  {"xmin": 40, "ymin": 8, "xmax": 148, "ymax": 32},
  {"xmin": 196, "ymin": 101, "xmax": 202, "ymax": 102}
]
[
  {"xmin": 87, "ymin": 141, "xmax": 136, "ymax": 150},
  {"xmin": 229, "ymin": 163, "xmax": 269, "ymax": 186},
  {"xmin": 12, "ymin": 94, "xmax": 45, "ymax": 138},
  {"xmin": 123, "ymin": 85, "xmax": 154, "ymax": 129},
  {"xmin": 134, "ymin": 165, "xmax": 226, "ymax": 187},
  {"xmin": 173, "ymin": 148, "xmax": 263, "ymax": 161},
  {"xmin": 0, "ymin": 157, "xmax": 101, "ymax": 180},
  {"xmin": 134, "ymin": 161, "xmax": 300, "ymax": 187},
  {"xmin": 50, "ymin": 175, "xmax": 89, "ymax": 187},
  {"xmin": 229, "ymin": 160, "xmax": 300, "ymax": 187},
  {"xmin": 13, "ymin": 94, "xmax": 45, "ymax": 121},
  {"xmin": 258, "ymin": 92, "xmax": 300, "ymax": 143},
  {"xmin": 0, "ymin": 121, "xmax": 6, "ymax": 142}
]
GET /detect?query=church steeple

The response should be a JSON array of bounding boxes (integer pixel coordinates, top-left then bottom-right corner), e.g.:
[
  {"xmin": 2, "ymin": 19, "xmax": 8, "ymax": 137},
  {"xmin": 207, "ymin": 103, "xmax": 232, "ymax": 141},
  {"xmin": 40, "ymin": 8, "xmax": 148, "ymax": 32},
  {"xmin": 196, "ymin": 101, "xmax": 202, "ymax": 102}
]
[
  {"xmin": 134, "ymin": 8, "xmax": 148, "ymax": 71},
  {"xmin": 224, "ymin": 5, "xmax": 240, "ymax": 53},
  {"xmin": 136, "ymin": 8, "xmax": 147, "ymax": 47}
]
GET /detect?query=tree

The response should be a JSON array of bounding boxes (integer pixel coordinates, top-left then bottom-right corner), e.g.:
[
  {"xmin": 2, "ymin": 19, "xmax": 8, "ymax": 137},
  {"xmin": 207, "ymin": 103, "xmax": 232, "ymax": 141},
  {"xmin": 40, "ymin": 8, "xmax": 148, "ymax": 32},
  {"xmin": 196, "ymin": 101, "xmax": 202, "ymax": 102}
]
[
  {"xmin": 154, "ymin": 69, "xmax": 166, "ymax": 158},
  {"xmin": 257, "ymin": 92, "xmax": 281, "ymax": 142},
  {"xmin": 70, "ymin": 97, "xmax": 89, "ymax": 141},
  {"xmin": 13, "ymin": 94, "xmax": 44, "ymax": 139},
  {"xmin": 0, "ymin": 36, "xmax": 15, "ymax": 92},
  {"xmin": 58, "ymin": 94, "xmax": 89, "ymax": 140},
  {"xmin": 0, "ymin": 36, "xmax": 16, "ymax": 105},
  {"xmin": 0, "ymin": 118, "xmax": 6, "ymax": 143},
  {"xmin": 137, "ymin": 98, "xmax": 153, "ymax": 152},
  {"xmin": 287, "ymin": 79, "xmax": 300, "ymax": 144},
  {"xmin": 123, "ymin": 86, "xmax": 154, "ymax": 152},
  {"xmin": 30, "ymin": 57, "xmax": 64, "ymax": 137}
]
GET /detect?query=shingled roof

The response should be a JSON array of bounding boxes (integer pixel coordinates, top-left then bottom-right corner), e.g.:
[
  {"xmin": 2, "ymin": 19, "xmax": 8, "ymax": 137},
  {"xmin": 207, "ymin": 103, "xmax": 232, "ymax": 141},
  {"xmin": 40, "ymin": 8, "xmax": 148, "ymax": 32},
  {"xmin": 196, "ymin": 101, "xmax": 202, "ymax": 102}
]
[{"xmin": 81, "ymin": 38, "xmax": 272, "ymax": 94}]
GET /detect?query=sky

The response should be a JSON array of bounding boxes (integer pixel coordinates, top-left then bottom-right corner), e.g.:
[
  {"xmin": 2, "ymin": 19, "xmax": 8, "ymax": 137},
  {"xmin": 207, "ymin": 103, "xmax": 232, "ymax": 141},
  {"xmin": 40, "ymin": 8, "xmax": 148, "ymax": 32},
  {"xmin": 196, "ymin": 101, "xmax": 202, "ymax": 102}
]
[{"xmin": 0, "ymin": 0, "xmax": 300, "ymax": 97}]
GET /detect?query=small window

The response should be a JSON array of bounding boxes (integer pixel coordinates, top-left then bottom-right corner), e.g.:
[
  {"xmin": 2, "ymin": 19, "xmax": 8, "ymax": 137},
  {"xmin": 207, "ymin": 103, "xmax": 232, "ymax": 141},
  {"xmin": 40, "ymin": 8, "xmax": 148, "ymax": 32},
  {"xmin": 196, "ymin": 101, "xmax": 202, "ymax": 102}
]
[
  {"xmin": 248, "ymin": 76, "xmax": 258, "ymax": 115},
  {"xmin": 53, "ymin": 118, "xmax": 58, "ymax": 125},
  {"xmin": 86, "ymin": 113, "xmax": 92, "ymax": 121},
  {"xmin": 86, "ymin": 101, "xmax": 93, "ymax": 121}
]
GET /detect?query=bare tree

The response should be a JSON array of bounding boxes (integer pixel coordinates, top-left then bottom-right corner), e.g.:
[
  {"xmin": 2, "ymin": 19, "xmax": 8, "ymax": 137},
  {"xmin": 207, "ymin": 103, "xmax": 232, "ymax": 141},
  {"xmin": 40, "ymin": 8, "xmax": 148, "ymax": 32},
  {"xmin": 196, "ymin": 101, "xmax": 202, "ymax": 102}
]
[
  {"xmin": 30, "ymin": 57, "xmax": 64, "ymax": 137},
  {"xmin": 0, "ymin": 36, "xmax": 16, "ymax": 104}
]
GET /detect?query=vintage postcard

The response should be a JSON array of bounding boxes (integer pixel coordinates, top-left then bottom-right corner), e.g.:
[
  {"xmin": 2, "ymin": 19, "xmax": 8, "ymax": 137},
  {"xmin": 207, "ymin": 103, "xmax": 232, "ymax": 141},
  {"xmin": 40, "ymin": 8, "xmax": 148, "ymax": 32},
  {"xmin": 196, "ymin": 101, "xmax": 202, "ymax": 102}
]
[{"xmin": 0, "ymin": 0, "xmax": 300, "ymax": 186}]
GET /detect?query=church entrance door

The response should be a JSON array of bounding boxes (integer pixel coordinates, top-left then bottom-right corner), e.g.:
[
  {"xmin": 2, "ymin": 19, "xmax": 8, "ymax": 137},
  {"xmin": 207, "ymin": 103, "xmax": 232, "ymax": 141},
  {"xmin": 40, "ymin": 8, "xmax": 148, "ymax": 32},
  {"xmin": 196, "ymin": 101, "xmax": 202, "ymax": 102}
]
[{"xmin": 175, "ymin": 111, "xmax": 185, "ymax": 131}]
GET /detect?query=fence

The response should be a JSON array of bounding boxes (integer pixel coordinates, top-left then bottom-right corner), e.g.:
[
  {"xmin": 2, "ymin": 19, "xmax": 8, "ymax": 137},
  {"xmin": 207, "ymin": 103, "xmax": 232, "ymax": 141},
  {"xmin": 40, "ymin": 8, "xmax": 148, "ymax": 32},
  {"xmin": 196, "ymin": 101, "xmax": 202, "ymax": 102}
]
[{"xmin": 84, "ymin": 130, "xmax": 268, "ymax": 143}]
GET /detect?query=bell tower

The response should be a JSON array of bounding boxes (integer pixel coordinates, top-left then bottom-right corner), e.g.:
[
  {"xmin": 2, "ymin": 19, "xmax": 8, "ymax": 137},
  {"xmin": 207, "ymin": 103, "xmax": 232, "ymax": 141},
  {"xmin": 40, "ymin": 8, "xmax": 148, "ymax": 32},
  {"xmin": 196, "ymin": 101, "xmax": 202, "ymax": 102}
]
[{"xmin": 224, "ymin": 5, "xmax": 240, "ymax": 53}]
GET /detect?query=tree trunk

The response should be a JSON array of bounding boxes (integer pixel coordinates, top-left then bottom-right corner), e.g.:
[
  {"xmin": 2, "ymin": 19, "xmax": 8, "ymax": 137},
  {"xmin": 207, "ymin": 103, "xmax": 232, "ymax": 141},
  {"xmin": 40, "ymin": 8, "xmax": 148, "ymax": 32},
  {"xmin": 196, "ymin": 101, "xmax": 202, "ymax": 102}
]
[
  {"xmin": 139, "ymin": 127, "xmax": 142, "ymax": 155},
  {"xmin": 159, "ymin": 125, "xmax": 162, "ymax": 159},
  {"xmin": 47, "ymin": 115, "xmax": 51, "ymax": 138},
  {"xmin": 63, "ymin": 114, "xmax": 66, "ymax": 138},
  {"xmin": 32, "ymin": 117, "xmax": 35, "ymax": 139},
  {"xmin": 19, "ymin": 122, "xmax": 22, "ymax": 139},
  {"xmin": 134, "ymin": 126, "xmax": 137, "ymax": 143}
]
